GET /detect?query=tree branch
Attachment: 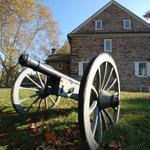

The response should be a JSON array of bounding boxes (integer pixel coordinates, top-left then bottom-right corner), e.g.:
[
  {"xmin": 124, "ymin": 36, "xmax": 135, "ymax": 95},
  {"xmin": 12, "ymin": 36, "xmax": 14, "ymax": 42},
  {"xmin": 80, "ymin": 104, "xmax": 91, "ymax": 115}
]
[
  {"xmin": 0, "ymin": 55, "xmax": 8, "ymax": 71},
  {"xmin": 23, "ymin": 21, "xmax": 40, "ymax": 53},
  {"xmin": 11, "ymin": 22, "xmax": 22, "ymax": 49}
]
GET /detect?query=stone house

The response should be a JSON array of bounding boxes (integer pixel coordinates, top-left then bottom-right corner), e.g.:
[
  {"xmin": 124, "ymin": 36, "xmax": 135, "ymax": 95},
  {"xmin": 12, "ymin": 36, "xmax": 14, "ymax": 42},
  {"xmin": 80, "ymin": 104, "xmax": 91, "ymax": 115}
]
[
  {"xmin": 67, "ymin": 0, "xmax": 150, "ymax": 92},
  {"xmin": 46, "ymin": 54, "xmax": 70, "ymax": 75}
]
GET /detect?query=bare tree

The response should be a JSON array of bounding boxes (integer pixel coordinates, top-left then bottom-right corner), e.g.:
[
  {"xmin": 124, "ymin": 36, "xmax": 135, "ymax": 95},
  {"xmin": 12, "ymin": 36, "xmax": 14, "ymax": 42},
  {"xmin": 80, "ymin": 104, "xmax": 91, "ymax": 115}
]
[
  {"xmin": 143, "ymin": 10, "xmax": 150, "ymax": 19},
  {"xmin": 0, "ymin": 0, "xmax": 59, "ymax": 87},
  {"xmin": 57, "ymin": 40, "xmax": 70, "ymax": 54}
]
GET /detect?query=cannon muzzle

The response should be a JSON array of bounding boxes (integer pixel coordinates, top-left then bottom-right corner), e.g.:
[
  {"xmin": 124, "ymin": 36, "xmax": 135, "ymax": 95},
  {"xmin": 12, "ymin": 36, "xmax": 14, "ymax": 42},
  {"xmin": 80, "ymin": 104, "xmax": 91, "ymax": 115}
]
[
  {"xmin": 19, "ymin": 54, "xmax": 40, "ymax": 70},
  {"xmin": 19, "ymin": 54, "xmax": 55, "ymax": 77}
]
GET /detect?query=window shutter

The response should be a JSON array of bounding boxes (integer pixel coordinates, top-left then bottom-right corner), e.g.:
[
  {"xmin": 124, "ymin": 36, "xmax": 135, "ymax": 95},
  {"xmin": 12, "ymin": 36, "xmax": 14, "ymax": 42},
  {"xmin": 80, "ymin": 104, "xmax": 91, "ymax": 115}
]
[
  {"xmin": 135, "ymin": 62, "xmax": 139, "ymax": 76},
  {"xmin": 78, "ymin": 62, "xmax": 83, "ymax": 76},
  {"xmin": 95, "ymin": 21, "xmax": 97, "ymax": 30},
  {"xmin": 147, "ymin": 62, "xmax": 150, "ymax": 76}
]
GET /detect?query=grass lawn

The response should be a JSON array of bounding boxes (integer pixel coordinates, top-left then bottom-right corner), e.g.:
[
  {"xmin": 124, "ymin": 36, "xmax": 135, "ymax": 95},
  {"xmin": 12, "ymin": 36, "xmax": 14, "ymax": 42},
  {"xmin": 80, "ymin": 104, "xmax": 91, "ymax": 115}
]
[{"xmin": 0, "ymin": 88, "xmax": 150, "ymax": 150}]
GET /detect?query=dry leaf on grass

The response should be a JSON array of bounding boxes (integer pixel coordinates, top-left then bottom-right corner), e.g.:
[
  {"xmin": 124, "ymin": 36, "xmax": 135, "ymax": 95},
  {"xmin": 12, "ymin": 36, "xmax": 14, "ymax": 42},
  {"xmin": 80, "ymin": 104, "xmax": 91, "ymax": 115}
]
[
  {"xmin": 44, "ymin": 131, "xmax": 56, "ymax": 144},
  {"xmin": 28, "ymin": 122, "xmax": 42, "ymax": 136},
  {"xmin": 108, "ymin": 143, "xmax": 121, "ymax": 150},
  {"xmin": 65, "ymin": 128, "xmax": 80, "ymax": 138}
]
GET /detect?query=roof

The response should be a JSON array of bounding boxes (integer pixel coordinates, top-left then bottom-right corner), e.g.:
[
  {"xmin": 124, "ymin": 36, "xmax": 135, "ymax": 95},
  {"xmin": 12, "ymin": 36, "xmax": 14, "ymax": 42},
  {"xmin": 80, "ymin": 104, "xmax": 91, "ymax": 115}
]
[
  {"xmin": 46, "ymin": 54, "xmax": 70, "ymax": 63},
  {"xmin": 69, "ymin": 0, "xmax": 150, "ymax": 34}
]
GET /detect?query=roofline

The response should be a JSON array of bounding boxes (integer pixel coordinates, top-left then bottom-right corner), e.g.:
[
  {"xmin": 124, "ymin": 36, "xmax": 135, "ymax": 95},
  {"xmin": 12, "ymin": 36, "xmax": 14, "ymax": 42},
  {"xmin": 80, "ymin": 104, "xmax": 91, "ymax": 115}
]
[
  {"xmin": 70, "ymin": 0, "xmax": 150, "ymax": 34},
  {"xmin": 113, "ymin": 1, "xmax": 150, "ymax": 28},
  {"xmin": 70, "ymin": 1, "xmax": 113, "ymax": 34},
  {"xmin": 68, "ymin": 32, "xmax": 150, "ymax": 38}
]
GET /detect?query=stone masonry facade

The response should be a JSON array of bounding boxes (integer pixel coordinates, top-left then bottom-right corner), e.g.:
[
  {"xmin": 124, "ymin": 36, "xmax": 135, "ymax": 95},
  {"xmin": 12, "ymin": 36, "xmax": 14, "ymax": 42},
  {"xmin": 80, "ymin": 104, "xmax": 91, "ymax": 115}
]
[{"xmin": 68, "ymin": 1, "xmax": 150, "ymax": 92}]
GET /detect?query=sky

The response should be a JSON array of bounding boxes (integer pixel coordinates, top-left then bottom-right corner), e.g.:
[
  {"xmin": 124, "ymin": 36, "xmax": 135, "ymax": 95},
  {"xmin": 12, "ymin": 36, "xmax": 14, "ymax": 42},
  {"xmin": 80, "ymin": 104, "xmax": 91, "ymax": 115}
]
[{"xmin": 43, "ymin": 0, "xmax": 150, "ymax": 45}]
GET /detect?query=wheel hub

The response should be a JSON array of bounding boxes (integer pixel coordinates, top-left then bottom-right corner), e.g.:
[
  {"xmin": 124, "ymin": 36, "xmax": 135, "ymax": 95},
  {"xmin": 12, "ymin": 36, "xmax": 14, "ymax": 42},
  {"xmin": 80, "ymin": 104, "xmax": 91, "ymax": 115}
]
[
  {"xmin": 97, "ymin": 91, "xmax": 119, "ymax": 109},
  {"xmin": 38, "ymin": 87, "xmax": 50, "ymax": 99}
]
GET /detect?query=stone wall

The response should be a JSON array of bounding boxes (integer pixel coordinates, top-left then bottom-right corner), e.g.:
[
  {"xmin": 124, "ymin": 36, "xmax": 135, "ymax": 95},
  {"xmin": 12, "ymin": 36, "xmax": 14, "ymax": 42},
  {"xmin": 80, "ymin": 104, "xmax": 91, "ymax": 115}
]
[
  {"xmin": 69, "ymin": 2, "xmax": 150, "ymax": 91},
  {"xmin": 75, "ymin": 4, "xmax": 150, "ymax": 34},
  {"xmin": 69, "ymin": 34, "xmax": 150, "ymax": 91},
  {"xmin": 47, "ymin": 62, "xmax": 70, "ymax": 76}
]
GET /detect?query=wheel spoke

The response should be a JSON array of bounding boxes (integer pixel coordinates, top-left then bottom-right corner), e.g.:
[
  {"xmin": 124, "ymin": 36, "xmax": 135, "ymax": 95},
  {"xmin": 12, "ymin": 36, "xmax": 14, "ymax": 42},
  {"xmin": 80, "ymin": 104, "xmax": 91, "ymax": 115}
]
[
  {"xmin": 20, "ymin": 94, "xmax": 38, "ymax": 103},
  {"xmin": 19, "ymin": 87, "xmax": 38, "ymax": 91},
  {"xmin": 44, "ymin": 98, "xmax": 48, "ymax": 109},
  {"xmin": 26, "ymin": 96, "xmax": 40, "ymax": 112},
  {"xmin": 48, "ymin": 96, "xmax": 56, "ymax": 104},
  {"xmin": 92, "ymin": 85, "xmax": 98, "ymax": 98},
  {"xmin": 101, "ymin": 62, "xmax": 108, "ymax": 89},
  {"xmin": 101, "ymin": 110, "xmax": 108, "ymax": 131},
  {"xmin": 37, "ymin": 98, "xmax": 43, "ymax": 112},
  {"xmin": 89, "ymin": 101, "xmax": 97, "ymax": 115},
  {"xmin": 26, "ymin": 75, "xmax": 42, "ymax": 88},
  {"xmin": 113, "ymin": 105, "xmax": 119, "ymax": 123},
  {"xmin": 98, "ymin": 67, "xmax": 101, "ymax": 92},
  {"xmin": 103, "ymin": 109, "xmax": 115, "ymax": 125},
  {"xmin": 97, "ymin": 110, "xmax": 103, "ymax": 144},
  {"xmin": 36, "ymin": 72, "xmax": 45, "ymax": 87},
  {"xmin": 106, "ymin": 78, "xmax": 117, "ymax": 91},
  {"xmin": 92, "ymin": 107, "xmax": 98, "ymax": 136},
  {"xmin": 103, "ymin": 67, "xmax": 114, "ymax": 90}
]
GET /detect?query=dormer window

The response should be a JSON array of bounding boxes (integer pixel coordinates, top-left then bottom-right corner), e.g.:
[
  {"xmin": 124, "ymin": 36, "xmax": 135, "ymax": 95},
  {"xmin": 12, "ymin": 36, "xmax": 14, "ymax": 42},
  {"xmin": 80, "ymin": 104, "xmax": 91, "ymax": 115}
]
[
  {"xmin": 95, "ymin": 20, "xmax": 102, "ymax": 30},
  {"xmin": 124, "ymin": 19, "xmax": 131, "ymax": 29}
]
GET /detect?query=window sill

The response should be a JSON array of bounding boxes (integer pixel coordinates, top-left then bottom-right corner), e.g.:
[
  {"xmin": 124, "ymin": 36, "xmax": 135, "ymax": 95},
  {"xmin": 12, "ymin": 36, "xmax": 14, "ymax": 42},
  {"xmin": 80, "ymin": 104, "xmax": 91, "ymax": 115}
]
[{"xmin": 136, "ymin": 75, "xmax": 147, "ymax": 78}]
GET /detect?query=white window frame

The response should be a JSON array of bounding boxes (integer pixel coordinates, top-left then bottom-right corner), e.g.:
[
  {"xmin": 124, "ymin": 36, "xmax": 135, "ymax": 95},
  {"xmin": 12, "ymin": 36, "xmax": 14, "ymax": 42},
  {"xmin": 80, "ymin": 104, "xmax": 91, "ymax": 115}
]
[
  {"xmin": 95, "ymin": 20, "xmax": 102, "ymax": 30},
  {"xmin": 78, "ymin": 61, "xmax": 89, "ymax": 76},
  {"xmin": 104, "ymin": 39, "xmax": 112, "ymax": 52},
  {"xmin": 135, "ymin": 62, "xmax": 150, "ymax": 77},
  {"xmin": 140, "ymin": 86, "xmax": 150, "ymax": 92},
  {"xmin": 123, "ymin": 19, "xmax": 131, "ymax": 29}
]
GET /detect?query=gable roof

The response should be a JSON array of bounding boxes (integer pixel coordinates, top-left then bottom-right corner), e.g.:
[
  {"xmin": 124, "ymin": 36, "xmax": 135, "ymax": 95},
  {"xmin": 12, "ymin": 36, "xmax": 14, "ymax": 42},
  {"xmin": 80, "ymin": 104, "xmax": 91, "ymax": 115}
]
[
  {"xmin": 70, "ymin": 0, "xmax": 150, "ymax": 34},
  {"xmin": 46, "ymin": 54, "xmax": 70, "ymax": 63}
]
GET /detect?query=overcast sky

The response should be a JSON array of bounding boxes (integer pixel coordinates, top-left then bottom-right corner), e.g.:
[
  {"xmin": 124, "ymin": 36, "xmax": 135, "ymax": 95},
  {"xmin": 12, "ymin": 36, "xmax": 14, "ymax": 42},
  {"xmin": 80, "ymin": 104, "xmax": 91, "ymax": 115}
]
[{"xmin": 43, "ymin": 0, "xmax": 150, "ymax": 44}]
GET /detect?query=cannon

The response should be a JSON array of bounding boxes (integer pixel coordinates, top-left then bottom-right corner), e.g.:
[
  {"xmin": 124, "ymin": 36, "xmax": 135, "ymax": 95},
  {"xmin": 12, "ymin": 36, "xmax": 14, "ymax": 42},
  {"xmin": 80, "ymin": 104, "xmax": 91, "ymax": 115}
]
[{"xmin": 11, "ymin": 53, "xmax": 120, "ymax": 150}]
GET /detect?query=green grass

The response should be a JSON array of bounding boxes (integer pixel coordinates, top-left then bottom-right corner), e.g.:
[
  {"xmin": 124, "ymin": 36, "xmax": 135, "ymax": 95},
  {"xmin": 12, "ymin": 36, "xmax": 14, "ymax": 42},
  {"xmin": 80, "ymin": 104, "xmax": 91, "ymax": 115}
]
[{"xmin": 0, "ymin": 88, "xmax": 150, "ymax": 150}]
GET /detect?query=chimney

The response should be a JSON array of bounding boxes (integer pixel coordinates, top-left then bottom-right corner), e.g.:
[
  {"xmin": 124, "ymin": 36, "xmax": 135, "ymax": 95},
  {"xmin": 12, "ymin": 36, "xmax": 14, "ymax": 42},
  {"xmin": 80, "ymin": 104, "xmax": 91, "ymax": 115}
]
[{"xmin": 51, "ymin": 48, "xmax": 56, "ymax": 55}]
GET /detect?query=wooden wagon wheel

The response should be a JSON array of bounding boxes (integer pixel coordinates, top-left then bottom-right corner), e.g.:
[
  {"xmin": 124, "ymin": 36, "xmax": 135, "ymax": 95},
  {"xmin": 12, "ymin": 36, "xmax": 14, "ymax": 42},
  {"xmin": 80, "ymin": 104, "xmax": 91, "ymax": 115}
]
[
  {"xmin": 11, "ymin": 68, "xmax": 61, "ymax": 116},
  {"xmin": 78, "ymin": 53, "xmax": 120, "ymax": 150}
]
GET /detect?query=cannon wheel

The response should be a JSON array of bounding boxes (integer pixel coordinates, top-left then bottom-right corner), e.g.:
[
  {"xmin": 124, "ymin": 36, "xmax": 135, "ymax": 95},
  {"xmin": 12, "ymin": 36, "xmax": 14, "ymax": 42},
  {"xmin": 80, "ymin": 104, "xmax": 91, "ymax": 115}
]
[
  {"xmin": 11, "ymin": 68, "xmax": 61, "ymax": 116},
  {"xmin": 79, "ymin": 53, "xmax": 120, "ymax": 150}
]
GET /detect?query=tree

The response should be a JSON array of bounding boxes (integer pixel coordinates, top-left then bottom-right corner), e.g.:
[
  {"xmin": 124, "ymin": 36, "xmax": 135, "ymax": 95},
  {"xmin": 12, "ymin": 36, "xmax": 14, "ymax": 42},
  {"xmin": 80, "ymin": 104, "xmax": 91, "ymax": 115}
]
[
  {"xmin": 56, "ymin": 40, "xmax": 70, "ymax": 54},
  {"xmin": 0, "ymin": 0, "xmax": 59, "ymax": 87},
  {"xmin": 143, "ymin": 11, "xmax": 150, "ymax": 19}
]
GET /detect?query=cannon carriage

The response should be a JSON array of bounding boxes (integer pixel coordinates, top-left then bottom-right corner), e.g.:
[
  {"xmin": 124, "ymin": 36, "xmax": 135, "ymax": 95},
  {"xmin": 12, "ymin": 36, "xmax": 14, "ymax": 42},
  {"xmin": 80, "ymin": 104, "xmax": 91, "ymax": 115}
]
[{"xmin": 11, "ymin": 53, "xmax": 120, "ymax": 150}]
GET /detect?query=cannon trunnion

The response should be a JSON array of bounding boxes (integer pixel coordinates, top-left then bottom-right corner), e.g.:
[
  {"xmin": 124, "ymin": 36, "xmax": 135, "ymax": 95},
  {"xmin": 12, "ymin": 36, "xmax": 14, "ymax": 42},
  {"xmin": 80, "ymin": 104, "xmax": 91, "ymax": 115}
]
[{"xmin": 12, "ymin": 53, "xmax": 120, "ymax": 150}]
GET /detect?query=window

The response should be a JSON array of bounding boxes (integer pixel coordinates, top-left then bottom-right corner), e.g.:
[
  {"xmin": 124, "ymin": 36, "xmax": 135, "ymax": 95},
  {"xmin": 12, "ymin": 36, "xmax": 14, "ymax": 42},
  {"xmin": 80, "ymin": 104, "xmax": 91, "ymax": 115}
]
[
  {"xmin": 140, "ymin": 86, "xmax": 150, "ymax": 92},
  {"xmin": 104, "ymin": 39, "xmax": 112, "ymax": 52},
  {"xmin": 139, "ymin": 63, "xmax": 147, "ymax": 76},
  {"xmin": 57, "ymin": 62, "xmax": 63, "ymax": 70},
  {"xmin": 124, "ymin": 19, "xmax": 131, "ymax": 29},
  {"xmin": 95, "ymin": 20, "xmax": 102, "ymax": 30},
  {"xmin": 135, "ymin": 62, "xmax": 150, "ymax": 77},
  {"xmin": 78, "ymin": 61, "xmax": 89, "ymax": 76}
]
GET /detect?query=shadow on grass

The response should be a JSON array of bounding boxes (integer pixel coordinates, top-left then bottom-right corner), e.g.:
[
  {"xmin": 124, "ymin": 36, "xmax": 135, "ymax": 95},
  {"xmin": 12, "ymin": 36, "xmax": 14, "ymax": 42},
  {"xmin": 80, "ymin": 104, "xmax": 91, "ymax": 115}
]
[
  {"xmin": 0, "ymin": 96, "xmax": 150, "ymax": 149},
  {"xmin": 0, "ymin": 106, "xmax": 85, "ymax": 150}
]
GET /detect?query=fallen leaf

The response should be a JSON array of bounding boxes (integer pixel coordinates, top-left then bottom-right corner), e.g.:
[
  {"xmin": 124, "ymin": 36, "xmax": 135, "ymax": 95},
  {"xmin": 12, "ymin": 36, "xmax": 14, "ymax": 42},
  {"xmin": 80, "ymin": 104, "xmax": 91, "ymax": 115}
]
[
  {"xmin": 108, "ymin": 143, "xmax": 121, "ymax": 150},
  {"xmin": 28, "ymin": 122, "xmax": 42, "ymax": 137},
  {"xmin": 44, "ymin": 131, "xmax": 56, "ymax": 144}
]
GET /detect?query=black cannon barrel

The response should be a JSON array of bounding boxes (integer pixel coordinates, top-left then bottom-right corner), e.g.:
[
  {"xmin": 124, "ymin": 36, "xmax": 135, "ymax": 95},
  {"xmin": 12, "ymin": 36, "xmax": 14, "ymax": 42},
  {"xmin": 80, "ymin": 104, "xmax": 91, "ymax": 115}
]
[
  {"xmin": 19, "ymin": 54, "xmax": 80, "ymax": 85},
  {"xmin": 19, "ymin": 54, "xmax": 56, "ymax": 76},
  {"xmin": 19, "ymin": 54, "xmax": 40, "ymax": 70}
]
